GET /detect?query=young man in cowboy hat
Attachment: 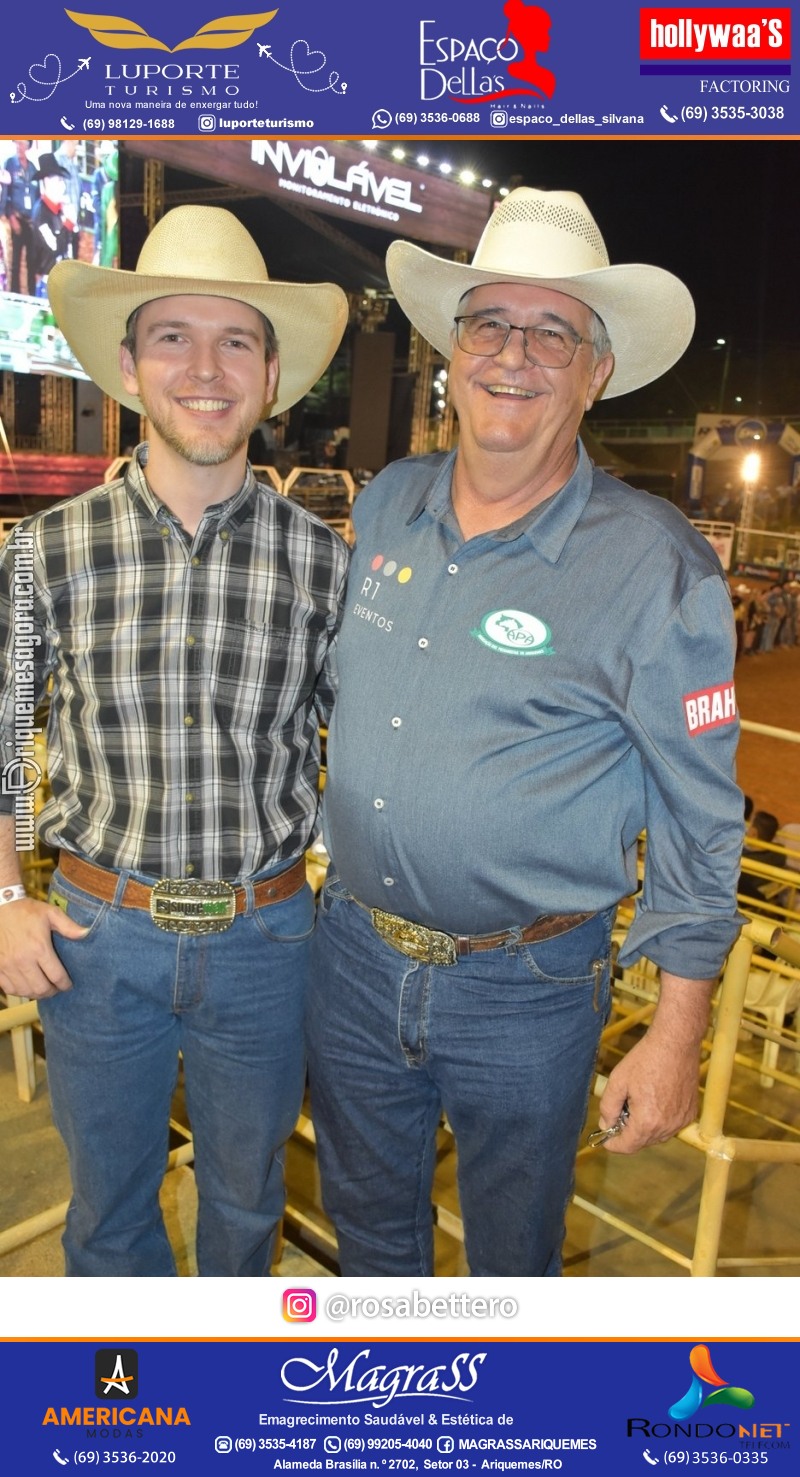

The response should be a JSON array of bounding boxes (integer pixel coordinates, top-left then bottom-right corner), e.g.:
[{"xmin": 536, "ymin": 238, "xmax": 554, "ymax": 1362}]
[
  {"xmin": 0, "ymin": 205, "xmax": 349, "ymax": 1276},
  {"xmin": 306, "ymin": 187, "xmax": 743, "ymax": 1277}
]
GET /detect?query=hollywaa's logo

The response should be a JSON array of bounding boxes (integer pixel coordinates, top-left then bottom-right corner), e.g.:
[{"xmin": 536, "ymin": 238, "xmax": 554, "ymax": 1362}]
[
  {"xmin": 66, "ymin": 7, "xmax": 277, "ymax": 51},
  {"xmin": 420, "ymin": 1, "xmax": 556, "ymax": 103},
  {"xmin": 668, "ymin": 1345, "xmax": 755, "ymax": 1421}
]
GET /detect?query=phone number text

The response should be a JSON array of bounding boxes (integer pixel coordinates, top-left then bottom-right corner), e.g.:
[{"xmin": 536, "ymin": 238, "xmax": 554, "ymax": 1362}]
[
  {"xmin": 82, "ymin": 119, "xmax": 176, "ymax": 130},
  {"xmin": 393, "ymin": 112, "xmax": 480, "ymax": 124},
  {"xmin": 662, "ymin": 1454, "xmax": 770, "ymax": 1465}
]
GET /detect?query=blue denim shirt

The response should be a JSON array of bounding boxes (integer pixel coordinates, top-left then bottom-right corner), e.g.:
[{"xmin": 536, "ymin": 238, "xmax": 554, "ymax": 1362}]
[{"xmin": 324, "ymin": 441, "xmax": 743, "ymax": 979}]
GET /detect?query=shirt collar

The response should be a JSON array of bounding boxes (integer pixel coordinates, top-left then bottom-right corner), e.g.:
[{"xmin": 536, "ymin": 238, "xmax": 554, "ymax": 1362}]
[
  {"xmin": 407, "ymin": 439, "xmax": 595, "ymax": 564},
  {"xmin": 124, "ymin": 442, "xmax": 260, "ymax": 533}
]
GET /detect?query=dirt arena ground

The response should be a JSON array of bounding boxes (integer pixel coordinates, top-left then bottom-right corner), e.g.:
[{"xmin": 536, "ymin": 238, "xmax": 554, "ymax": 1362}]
[{"xmin": 734, "ymin": 641, "xmax": 799, "ymax": 824}]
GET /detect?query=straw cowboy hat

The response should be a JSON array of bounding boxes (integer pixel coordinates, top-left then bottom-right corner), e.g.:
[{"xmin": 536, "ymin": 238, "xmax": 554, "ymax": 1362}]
[
  {"xmin": 385, "ymin": 186, "xmax": 695, "ymax": 398},
  {"xmin": 47, "ymin": 205, "xmax": 349, "ymax": 417}
]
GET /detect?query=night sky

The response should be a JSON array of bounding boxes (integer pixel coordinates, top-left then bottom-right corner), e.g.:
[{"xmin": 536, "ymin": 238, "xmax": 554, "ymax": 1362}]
[{"xmin": 463, "ymin": 139, "xmax": 796, "ymax": 353}]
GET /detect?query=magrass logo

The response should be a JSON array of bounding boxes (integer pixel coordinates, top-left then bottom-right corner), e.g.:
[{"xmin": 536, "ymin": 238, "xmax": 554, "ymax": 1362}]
[
  {"xmin": 95, "ymin": 1349, "xmax": 139, "ymax": 1399},
  {"xmin": 668, "ymin": 1345, "xmax": 754, "ymax": 1421},
  {"xmin": 65, "ymin": 7, "xmax": 278, "ymax": 51}
]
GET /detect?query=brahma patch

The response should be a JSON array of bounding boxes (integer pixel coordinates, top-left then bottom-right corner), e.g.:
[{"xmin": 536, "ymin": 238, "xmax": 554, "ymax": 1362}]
[{"xmin": 683, "ymin": 681, "xmax": 737, "ymax": 736}]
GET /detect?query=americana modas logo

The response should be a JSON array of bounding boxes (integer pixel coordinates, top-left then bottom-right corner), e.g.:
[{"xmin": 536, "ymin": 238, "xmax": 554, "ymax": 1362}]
[
  {"xmin": 95, "ymin": 1349, "xmax": 139, "ymax": 1399},
  {"xmin": 66, "ymin": 7, "xmax": 277, "ymax": 51}
]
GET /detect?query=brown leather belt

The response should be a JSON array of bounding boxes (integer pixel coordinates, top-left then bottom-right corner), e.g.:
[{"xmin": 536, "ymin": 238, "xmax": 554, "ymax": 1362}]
[
  {"xmin": 362, "ymin": 902, "xmax": 597, "ymax": 967},
  {"xmin": 59, "ymin": 852, "xmax": 307, "ymax": 935}
]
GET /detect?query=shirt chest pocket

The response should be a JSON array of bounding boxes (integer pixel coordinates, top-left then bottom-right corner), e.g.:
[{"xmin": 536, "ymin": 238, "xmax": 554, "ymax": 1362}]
[{"xmin": 215, "ymin": 624, "xmax": 321, "ymax": 721}]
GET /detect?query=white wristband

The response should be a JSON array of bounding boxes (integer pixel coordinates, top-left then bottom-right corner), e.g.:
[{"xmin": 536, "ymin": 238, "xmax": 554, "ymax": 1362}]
[{"xmin": 0, "ymin": 885, "xmax": 27, "ymax": 907}]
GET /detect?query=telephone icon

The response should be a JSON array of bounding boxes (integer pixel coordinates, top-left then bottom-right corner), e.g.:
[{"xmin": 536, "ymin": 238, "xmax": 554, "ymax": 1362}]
[
  {"xmin": 643, "ymin": 1451, "xmax": 660, "ymax": 1467},
  {"xmin": 660, "ymin": 105, "xmax": 678, "ymax": 123}
]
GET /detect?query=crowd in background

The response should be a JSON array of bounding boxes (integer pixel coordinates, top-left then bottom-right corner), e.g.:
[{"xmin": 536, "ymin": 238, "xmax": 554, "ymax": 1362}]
[{"xmin": 733, "ymin": 580, "xmax": 800, "ymax": 659}]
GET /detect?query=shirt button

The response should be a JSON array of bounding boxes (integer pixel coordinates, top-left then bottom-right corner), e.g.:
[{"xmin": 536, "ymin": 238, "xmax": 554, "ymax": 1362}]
[
  {"xmin": 219, "ymin": 529, "xmax": 230, "ymax": 542},
  {"xmin": 447, "ymin": 563, "xmax": 458, "ymax": 575},
  {"xmin": 159, "ymin": 526, "xmax": 170, "ymax": 538},
  {"xmin": 185, "ymin": 863, "xmax": 195, "ymax": 876},
  {"xmin": 191, "ymin": 556, "xmax": 201, "ymax": 568},
  {"xmin": 185, "ymin": 792, "xmax": 194, "ymax": 803},
  {"xmin": 374, "ymin": 798, "xmax": 385, "ymax": 810},
  {"xmin": 184, "ymin": 714, "xmax": 194, "ymax": 727},
  {"xmin": 383, "ymin": 877, "xmax": 394, "ymax": 887},
  {"xmin": 391, "ymin": 717, "xmax": 402, "ymax": 729},
  {"xmin": 185, "ymin": 634, "xmax": 196, "ymax": 647},
  {"xmin": 418, "ymin": 638, "xmax": 429, "ymax": 649}
]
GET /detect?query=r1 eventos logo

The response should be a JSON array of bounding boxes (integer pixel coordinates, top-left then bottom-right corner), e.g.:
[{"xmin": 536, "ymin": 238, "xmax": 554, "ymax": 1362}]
[
  {"xmin": 283, "ymin": 1288, "xmax": 317, "ymax": 1323},
  {"xmin": 640, "ymin": 8, "xmax": 792, "ymax": 61}
]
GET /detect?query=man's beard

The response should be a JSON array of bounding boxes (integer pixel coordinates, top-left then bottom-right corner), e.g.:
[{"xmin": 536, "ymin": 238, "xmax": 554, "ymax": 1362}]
[{"xmin": 144, "ymin": 402, "xmax": 256, "ymax": 467}]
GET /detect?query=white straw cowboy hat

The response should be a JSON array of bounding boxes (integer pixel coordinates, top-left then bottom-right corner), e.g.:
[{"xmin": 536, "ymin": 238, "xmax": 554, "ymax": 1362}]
[
  {"xmin": 47, "ymin": 205, "xmax": 349, "ymax": 416},
  {"xmin": 386, "ymin": 187, "xmax": 695, "ymax": 398}
]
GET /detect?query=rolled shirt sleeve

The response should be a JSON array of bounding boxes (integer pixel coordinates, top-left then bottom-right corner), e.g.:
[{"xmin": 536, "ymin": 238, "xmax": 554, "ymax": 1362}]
[{"xmin": 617, "ymin": 575, "xmax": 744, "ymax": 979}]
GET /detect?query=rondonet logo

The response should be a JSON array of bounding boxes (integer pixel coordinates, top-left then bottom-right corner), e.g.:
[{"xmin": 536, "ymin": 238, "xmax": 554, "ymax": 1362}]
[
  {"xmin": 66, "ymin": 7, "xmax": 278, "ymax": 51},
  {"xmin": 668, "ymin": 1345, "xmax": 754, "ymax": 1420},
  {"xmin": 281, "ymin": 1348, "xmax": 486, "ymax": 1410},
  {"xmin": 471, "ymin": 609, "xmax": 552, "ymax": 656},
  {"xmin": 640, "ymin": 8, "xmax": 792, "ymax": 61},
  {"xmin": 683, "ymin": 681, "xmax": 737, "ymax": 736}
]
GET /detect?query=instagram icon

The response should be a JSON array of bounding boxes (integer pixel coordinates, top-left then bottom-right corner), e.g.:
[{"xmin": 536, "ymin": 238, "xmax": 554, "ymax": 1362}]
[{"xmin": 283, "ymin": 1288, "xmax": 317, "ymax": 1322}]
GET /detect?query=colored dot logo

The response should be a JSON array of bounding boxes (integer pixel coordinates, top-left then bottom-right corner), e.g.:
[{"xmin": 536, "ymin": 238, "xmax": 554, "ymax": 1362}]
[{"xmin": 370, "ymin": 554, "xmax": 412, "ymax": 583}]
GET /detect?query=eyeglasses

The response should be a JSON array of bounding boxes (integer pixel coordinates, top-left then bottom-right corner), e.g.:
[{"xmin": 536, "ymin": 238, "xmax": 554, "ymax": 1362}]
[{"xmin": 454, "ymin": 313, "xmax": 587, "ymax": 368}]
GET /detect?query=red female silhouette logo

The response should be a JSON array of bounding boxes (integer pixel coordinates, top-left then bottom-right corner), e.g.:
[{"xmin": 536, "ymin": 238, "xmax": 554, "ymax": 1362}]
[{"xmin": 502, "ymin": 1, "xmax": 555, "ymax": 99}]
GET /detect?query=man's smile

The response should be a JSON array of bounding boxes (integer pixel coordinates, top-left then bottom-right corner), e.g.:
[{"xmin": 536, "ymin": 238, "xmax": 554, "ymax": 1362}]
[
  {"xmin": 482, "ymin": 383, "xmax": 537, "ymax": 398},
  {"xmin": 175, "ymin": 397, "xmax": 235, "ymax": 413}
]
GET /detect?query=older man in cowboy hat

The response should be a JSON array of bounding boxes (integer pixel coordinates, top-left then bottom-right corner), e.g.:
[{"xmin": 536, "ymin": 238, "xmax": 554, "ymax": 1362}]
[
  {"xmin": 306, "ymin": 187, "xmax": 743, "ymax": 1277},
  {"xmin": 0, "ymin": 206, "xmax": 349, "ymax": 1277}
]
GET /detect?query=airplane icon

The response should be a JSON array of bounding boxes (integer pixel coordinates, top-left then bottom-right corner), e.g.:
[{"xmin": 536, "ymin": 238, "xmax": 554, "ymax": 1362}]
[
  {"xmin": 78, "ymin": 58, "xmax": 91, "ymax": 69},
  {"xmin": 257, "ymin": 44, "xmax": 271, "ymax": 57}
]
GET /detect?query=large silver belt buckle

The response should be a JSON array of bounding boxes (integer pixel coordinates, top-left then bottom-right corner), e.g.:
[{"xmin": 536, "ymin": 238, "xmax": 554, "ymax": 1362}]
[
  {"xmin": 370, "ymin": 908, "xmax": 457, "ymax": 966},
  {"xmin": 150, "ymin": 879, "xmax": 236, "ymax": 934}
]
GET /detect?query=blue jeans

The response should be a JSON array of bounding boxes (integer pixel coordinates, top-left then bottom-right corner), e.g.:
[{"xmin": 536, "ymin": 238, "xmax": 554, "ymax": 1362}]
[
  {"xmin": 306, "ymin": 878, "xmax": 613, "ymax": 1277},
  {"xmin": 38, "ymin": 863, "xmax": 312, "ymax": 1277}
]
